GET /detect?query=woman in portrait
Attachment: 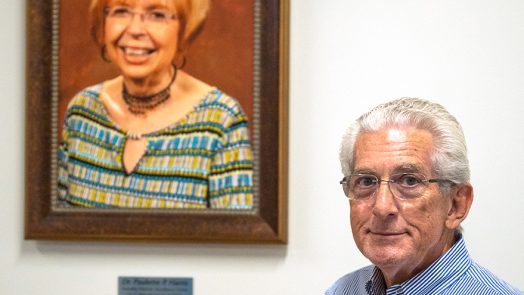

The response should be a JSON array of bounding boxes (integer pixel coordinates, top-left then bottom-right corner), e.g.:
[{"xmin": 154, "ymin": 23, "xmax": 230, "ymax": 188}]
[{"xmin": 57, "ymin": 0, "xmax": 254, "ymax": 209}]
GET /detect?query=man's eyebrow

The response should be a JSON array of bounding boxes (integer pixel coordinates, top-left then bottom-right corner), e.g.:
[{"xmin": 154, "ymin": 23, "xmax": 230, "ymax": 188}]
[
  {"xmin": 352, "ymin": 168, "xmax": 377, "ymax": 175},
  {"xmin": 352, "ymin": 164, "xmax": 426, "ymax": 175},
  {"xmin": 392, "ymin": 164, "xmax": 425, "ymax": 174}
]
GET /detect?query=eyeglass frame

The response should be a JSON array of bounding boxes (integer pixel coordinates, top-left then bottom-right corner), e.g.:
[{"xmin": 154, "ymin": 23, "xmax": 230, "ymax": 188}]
[
  {"xmin": 104, "ymin": 5, "xmax": 178, "ymax": 27},
  {"xmin": 339, "ymin": 173, "xmax": 457, "ymax": 201}
]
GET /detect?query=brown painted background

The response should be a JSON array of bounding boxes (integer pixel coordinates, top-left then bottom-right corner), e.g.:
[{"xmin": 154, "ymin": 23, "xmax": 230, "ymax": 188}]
[{"xmin": 58, "ymin": 0, "xmax": 254, "ymax": 135}]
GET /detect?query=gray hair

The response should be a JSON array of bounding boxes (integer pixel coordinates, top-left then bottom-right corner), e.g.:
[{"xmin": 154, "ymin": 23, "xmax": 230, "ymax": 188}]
[{"xmin": 340, "ymin": 98, "xmax": 470, "ymax": 184}]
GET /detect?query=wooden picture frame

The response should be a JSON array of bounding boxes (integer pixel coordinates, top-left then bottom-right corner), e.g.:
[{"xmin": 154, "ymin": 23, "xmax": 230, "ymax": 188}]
[{"xmin": 24, "ymin": 0, "xmax": 288, "ymax": 243}]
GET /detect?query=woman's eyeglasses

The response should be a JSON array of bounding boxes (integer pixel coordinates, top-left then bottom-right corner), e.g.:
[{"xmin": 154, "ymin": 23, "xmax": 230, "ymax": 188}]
[{"xmin": 105, "ymin": 6, "xmax": 177, "ymax": 28}]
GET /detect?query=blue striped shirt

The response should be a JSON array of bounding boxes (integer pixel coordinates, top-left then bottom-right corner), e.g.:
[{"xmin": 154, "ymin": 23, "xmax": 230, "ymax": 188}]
[{"xmin": 326, "ymin": 237, "xmax": 522, "ymax": 294}]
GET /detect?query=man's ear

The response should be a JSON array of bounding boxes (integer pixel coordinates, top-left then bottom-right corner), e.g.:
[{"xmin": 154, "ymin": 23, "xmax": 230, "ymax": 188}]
[{"xmin": 445, "ymin": 183, "xmax": 474, "ymax": 230}]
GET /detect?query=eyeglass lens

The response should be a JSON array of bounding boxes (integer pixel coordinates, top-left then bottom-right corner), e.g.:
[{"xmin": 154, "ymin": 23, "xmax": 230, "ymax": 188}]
[{"xmin": 344, "ymin": 173, "xmax": 428, "ymax": 200}]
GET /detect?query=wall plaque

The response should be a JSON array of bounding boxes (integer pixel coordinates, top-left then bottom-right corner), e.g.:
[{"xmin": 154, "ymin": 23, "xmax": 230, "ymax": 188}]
[{"xmin": 119, "ymin": 277, "xmax": 193, "ymax": 295}]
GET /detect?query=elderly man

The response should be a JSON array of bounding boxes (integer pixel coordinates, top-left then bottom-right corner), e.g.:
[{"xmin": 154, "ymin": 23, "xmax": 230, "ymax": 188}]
[{"xmin": 326, "ymin": 98, "xmax": 521, "ymax": 294}]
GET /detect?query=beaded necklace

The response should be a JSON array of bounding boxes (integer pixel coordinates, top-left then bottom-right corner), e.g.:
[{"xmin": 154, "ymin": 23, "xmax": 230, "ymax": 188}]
[{"xmin": 122, "ymin": 65, "xmax": 177, "ymax": 115}]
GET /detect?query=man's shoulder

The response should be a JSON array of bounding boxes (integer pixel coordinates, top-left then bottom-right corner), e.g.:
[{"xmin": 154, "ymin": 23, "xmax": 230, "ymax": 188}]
[
  {"xmin": 325, "ymin": 265, "xmax": 374, "ymax": 295},
  {"xmin": 448, "ymin": 261, "xmax": 523, "ymax": 295}
]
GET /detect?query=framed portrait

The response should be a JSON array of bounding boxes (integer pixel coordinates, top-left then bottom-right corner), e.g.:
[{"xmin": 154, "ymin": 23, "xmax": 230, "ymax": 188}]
[{"xmin": 25, "ymin": 0, "xmax": 289, "ymax": 243}]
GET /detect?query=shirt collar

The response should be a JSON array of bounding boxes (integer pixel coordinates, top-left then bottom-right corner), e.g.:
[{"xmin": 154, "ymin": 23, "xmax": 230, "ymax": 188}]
[
  {"xmin": 365, "ymin": 236, "xmax": 472, "ymax": 295},
  {"xmin": 366, "ymin": 267, "xmax": 386, "ymax": 295}
]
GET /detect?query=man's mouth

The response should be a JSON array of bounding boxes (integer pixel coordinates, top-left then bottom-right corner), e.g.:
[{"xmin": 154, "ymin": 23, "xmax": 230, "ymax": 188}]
[
  {"xmin": 368, "ymin": 228, "xmax": 407, "ymax": 236},
  {"xmin": 371, "ymin": 232, "xmax": 404, "ymax": 236}
]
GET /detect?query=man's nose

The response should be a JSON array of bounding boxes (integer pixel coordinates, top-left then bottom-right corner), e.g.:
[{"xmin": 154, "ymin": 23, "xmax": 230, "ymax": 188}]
[{"xmin": 371, "ymin": 181, "xmax": 399, "ymax": 218}]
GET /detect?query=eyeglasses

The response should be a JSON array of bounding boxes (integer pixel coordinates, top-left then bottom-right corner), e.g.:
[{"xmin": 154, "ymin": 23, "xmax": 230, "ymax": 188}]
[
  {"xmin": 105, "ymin": 6, "xmax": 177, "ymax": 27},
  {"xmin": 339, "ymin": 173, "xmax": 456, "ymax": 200}
]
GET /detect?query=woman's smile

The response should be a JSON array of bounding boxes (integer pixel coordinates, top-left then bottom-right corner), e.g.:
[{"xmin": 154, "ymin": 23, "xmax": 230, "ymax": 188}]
[
  {"xmin": 119, "ymin": 45, "xmax": 157, "ymax": 65},
  {"xmin": 121, "ymin": 46, "xmax": 156, "ymax": 56}
]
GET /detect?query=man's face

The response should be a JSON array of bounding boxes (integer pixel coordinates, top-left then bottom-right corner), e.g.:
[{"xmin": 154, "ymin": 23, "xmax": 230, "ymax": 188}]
[{"xmin": 350, "ymin": 127, "xmax": 455, "ymax": 276}]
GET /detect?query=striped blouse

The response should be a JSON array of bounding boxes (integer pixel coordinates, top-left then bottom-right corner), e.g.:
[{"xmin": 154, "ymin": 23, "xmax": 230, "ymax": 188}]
[
  {"xmin": 57, "ymin": 84, "xmax": 253, "ymax": 209},
  {"xmin": 325, "ymin": 237, "xmax": 522, "ymax": 295}
]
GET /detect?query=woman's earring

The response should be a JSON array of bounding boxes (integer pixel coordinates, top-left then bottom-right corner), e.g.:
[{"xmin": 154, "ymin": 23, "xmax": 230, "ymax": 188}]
[
  {"xmin": 174, "ymin": 55, "xmax": 186, "ymax": 69},
  {"xmin": 100, "ymin": 45, "xmax": 111, "ymax": 63}
]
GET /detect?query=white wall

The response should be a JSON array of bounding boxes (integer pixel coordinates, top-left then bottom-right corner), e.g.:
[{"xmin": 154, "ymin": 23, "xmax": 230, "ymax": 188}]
[{"xmin": 1, "ymin": 0, "xmax": 523, "ymax": 294}]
